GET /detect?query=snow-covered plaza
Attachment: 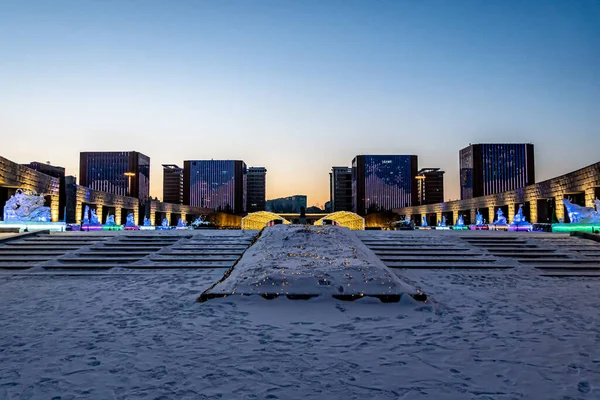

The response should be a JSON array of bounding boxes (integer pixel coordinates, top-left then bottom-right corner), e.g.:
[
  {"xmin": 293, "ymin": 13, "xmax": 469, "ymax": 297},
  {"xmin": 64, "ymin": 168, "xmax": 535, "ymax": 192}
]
[{"xmin": 1, "ymin": 227, "xmax": 599, "ymax": 399}]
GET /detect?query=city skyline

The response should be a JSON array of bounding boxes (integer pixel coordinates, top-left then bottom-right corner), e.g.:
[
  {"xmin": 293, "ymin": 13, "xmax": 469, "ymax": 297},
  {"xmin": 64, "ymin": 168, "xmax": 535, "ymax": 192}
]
[{"xmin": 2, "ymin": 1, "xmax": 599, "ymax": 206}]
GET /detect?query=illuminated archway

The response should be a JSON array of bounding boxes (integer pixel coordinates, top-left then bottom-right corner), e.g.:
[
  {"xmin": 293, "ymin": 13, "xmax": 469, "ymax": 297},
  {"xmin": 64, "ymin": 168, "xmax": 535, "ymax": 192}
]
[
  {"xmin": 241, "ymin": 211, "xmax": 291, "ymax": 230},
  {"xmin": 313, "ymin": 211, "xmax": 365, "ymax": 230}
]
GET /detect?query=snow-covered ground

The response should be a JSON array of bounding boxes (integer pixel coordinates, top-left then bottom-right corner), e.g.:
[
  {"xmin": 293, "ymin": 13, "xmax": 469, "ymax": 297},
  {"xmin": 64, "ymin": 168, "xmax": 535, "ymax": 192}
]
[{"xmin": 1, "ymin": 232, "xmax": 599, "ymax": 399}]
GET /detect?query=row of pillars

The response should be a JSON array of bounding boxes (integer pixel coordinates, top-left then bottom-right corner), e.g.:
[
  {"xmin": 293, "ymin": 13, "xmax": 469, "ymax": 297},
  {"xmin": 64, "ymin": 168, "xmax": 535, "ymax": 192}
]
[{"xmin": 77, "ymin": 202, "xmax": 139, "ymax": 225}]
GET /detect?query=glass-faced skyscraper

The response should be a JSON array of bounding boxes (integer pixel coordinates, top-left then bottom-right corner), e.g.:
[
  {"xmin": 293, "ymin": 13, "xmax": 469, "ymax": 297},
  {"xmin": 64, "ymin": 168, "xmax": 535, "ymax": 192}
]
[
  {"xmin": 79, "ymin": 151, "xmax": 150, "ymax": 200},
  {"xmin": 352, "ymin": 155, "xmax": 418, "ymax": 215},
  {"xmin": 460, "ymin": 144, "xmax": 535, "ymax": 200},
  {"xmin": 330, "ymin": 167, "xmax": 353, "ymax": 212},
  {"xmin": 246, "ymin": 167, "xmax": 267, "ymax": 212},
  {"xmin": 183, "ymin": 160, "xmax": 247, "ymax": 213}
]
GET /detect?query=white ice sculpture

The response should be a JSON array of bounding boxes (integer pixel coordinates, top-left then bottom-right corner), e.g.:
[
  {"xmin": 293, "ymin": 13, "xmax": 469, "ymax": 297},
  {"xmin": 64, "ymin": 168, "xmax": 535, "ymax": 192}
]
[
  {"xmin": 3, "ymin": 189, "xmax": 52, "ymax": 222},
  {"xmin": 90, "ymin": 209, "xmax": 100, "ymax": 225}
]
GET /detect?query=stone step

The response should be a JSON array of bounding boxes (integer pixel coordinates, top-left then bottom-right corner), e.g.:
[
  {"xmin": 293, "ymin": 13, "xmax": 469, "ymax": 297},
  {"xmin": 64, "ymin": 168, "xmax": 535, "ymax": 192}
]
[
  {"xmin": 379, "ymin": 256, "xmax": 494, "ymax": 262},
  {"xmin": 43, "ymin": 265, "xmax": 115, "ymax": 270},
  {"xmin": 483, "ymin": 248, "xmax": 553, "ymax": 253},
  {"xmin": 150, "ymin": 255, "xmax": 239, "ymax": 261},
  {"xmin": 77, "ymin": 252, "xmax": 154, "ymax": 257},
  {"xmin": 5, "ymin": 243, "xmax": 84, "ymax": 248},
  {"xmin": 384, "ymin": 262, "xmax": 511, "ymax": 269},
  {"xmin": 160, "ymin": 251, "xmax": 245, "ymax": 256},
  {"xmin": 59, "ymin": 257, "xmax": 141, "ymax": 263},
  {"xmin": 364, "ymin": 244, "xmax": 452, "ymax": 249},
  {"xmin": 0, "ymin": 251, "xmax": 69, "ymax": 256},
  {"xmin": 124, "ymin": 262, "xmax": 233, "ymax": 269},
  {"xmin": 97, "ymin": 246, "xmax": 164, "ymax": 251},
  {"xmin": 173, "ymin": 245, "xmax": 249, "ymax": 250},
  {"xmin": 519, "ymin": 259, "xmax": 600, "ymax": 264},
  {"xmin": 372, "ymin": 248, "xmax": 470, "ymax": 252},
  {"xmin": 533, "ymin": 264, "xmax": 600, "ymax": 270},
  {"xmin": 0, "ymin": 265, "xmax": 35, "ymax": 270},
  {"xmin": 540, "ymin": 270, "xmax": 600, "ymax": 277},
  {"xmin": 487, "ymin": 252, "xmax": 568, "ymax": 258},
  {"xmin": 0, "ymin": 256, "xmax": 54, "ymax": 261}
]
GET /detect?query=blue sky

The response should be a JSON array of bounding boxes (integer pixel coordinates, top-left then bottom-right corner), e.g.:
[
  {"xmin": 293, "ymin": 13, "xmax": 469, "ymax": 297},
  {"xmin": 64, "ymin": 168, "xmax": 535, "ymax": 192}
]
[{"xmin": 1, "ymin": 0, "xmax": 598, "ymax": 206}]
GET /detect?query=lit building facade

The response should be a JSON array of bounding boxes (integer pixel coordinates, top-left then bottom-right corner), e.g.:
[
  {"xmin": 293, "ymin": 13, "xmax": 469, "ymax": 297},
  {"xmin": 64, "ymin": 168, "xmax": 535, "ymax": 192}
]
[
  {"xmin": 330, "ymin": 167, "xmax": 353, "ymax": 212},
  {"xmin": 162, "ymin": 164, "xmax": 183, "ymax": 204},
  {"xmin": 247, "ymin": 167, "xmax": 267, "ymax": 212},
  {"xmin": 79, "ymin": 151, "xmax": 150, "ymax": 201},
  {"xmin": 352, "ymin": 155, "xmax": 418, "ymax": 215},
  {"xmin": 265, "ymin": 195, "xmax": 307, "ymax": 214},
  {"xmin": 183, "ymin": 160, "xmax": 247, "ymax": 214},
  {"xmin": 416, "ymin": 168, "xmax": 445, "ymax": 205},
  {"xmin": 460, "ymin": 143, "xmax": 535, "ymax": 200}
]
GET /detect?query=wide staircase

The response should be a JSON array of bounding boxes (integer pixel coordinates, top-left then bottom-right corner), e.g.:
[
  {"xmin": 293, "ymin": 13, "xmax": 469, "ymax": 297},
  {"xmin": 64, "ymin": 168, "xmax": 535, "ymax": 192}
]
[
  {"xmin": 358, "ymin": 230, "xmax": 600, "ymax": 277},
  {"xmin": 356, "ymin": 231, "xmax": 513, "ymax": 269},
  {"xmin": 0, "ymin": 231, "xmax": 256, "ymax": 272}
]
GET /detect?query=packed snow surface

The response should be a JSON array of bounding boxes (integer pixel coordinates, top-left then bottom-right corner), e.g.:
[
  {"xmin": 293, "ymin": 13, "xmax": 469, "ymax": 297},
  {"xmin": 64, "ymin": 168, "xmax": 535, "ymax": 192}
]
[
  {"xmin": 1, "ymin": 233, "xmax": 600, "ymax": 399},
  {"xmin": 204, "ymin": 225, "xmax": 419, "ymax": 299}
]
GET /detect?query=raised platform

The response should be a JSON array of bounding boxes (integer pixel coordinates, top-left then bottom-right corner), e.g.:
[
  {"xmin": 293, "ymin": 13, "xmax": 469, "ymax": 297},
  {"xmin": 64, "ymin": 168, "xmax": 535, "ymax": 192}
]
[
  {"xmin": 552, "ymin": 223, "xmax": 600, "ymax": 234},
  {"xmin": 0, "ymin": 222, "xmax": 66, "ymax": 232},
  {"xmin": 199, "ymin": 225, "xmax": 425, "ymax": 302}
]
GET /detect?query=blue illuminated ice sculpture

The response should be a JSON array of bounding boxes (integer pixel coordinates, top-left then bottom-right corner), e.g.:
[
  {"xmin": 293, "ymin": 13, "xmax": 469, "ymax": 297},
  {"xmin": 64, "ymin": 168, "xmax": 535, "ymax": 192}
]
[
  {"xmin": 90, "ymin": 209, "xmax": 100, "ymax": 225},
  {"xmin": 422, "ymin": 216, "xmax": 428, "ymax": 227},
  {"xmin": 562, "ymin": 199, "xmax": 600, "ymax": 224},
  {"xmin": 143, "ymin": 217, "xmax": 151, "ymax": 226},
  {"xmin": 493, "ymin": 209, "xmax": 507, "ymax": 226},
  {"xmin": 456, "ymin": 215, "xmax": 464, "ymax": 227},
  {"xmin": 475, "ymin": 209, "xmax": 484, "ymax": 226},
  {"xmin": 3, "ymin": 189, "xmax": 52, "ymax": 222},
  {"xmin": 125, "ymin": 213, "xmax": 137, "ymax": 227},
  {"xmin": 440, "ymin": 216, "xmax": 447, "ymax": 227},
  {"xmin": 177, "ymin": 218, "xmax": 187, "ymax": 228},
  {"xmin": 162, "ymin": 218, "xmax": 169, "ymax": 228}
]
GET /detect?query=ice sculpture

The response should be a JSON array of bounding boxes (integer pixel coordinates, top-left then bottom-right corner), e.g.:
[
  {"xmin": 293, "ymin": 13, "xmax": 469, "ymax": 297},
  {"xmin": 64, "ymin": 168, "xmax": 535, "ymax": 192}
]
[
  {"xmin": 493, "ymin": 209, "xmax": 507, "ymax": 226},
  {"xmin": 143, "ymin": 217, "xmax": 151, "ymax": 226},
  {"xmin": 440, "ymin": 216, "xmax": 447, "ymax": 227},
  {"xmin": 177, "ymin": 218, "xmax": 187, "ymax": 228},
  {"xmin": 125, "ymin": 213, "xmax": 137, "ymax": 227},
  {"xmin": 162, "ymin": 218, "xmax": 169, "ymax": 228},
  {"xmin": 3, "ymin": 189, "xmax": 52, "ymax": 222},
  {"xmin": 456, "ymin": 215, "xmax": 464, "ymax": 226},
  {"xmin": 511, "ymin": 205, "xmax": 525, "ymax": 225},
  {"xmin": 421, "ymin": 216, "xmax": 428, "ymax": 227},
  {"xmin": 83, "ymin": 205, "xmax": 90, "ymax": 224},
  {"xmin": 90, "ymin": 209, "xmax": 100, "ymax": 225},
  {"xmin": 475, "ymin": 209, "xmax": 484, "ymax": 226},
  {"xmin": 562, "ymin": 199, "xmax": 600, "ymax": 223},
  {"xmin": 105, "ymin": 215, "xmax": 116, "ymax": 226}
]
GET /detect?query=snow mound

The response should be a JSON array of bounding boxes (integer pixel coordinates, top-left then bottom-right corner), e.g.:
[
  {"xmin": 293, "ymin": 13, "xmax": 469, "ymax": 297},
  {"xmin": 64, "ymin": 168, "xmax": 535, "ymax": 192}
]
[{"xmin": 199, "ymin": 225, "xmax": 425, "ymax": 302}]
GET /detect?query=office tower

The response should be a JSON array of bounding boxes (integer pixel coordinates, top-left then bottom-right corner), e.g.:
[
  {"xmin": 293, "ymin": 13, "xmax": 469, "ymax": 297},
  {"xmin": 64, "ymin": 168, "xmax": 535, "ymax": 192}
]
[
  {"xmin": 265, "ymin": 195, "xmax": 307, "ymax": 214},
  {"xmin": 183, "ymin": 160, "xmax": 247, "ymax": 213},
  {"xmin": 247, "ymin": 167, "xmax": 267, "ymax": 212},
  {"xmin": 79, "ymin": 151, "xmax": 150, "ymax": 200},
  {"xmin": 162, "ymin": 164, "xmax": 183, "ymax": 204},
  {"xmin": 460, "ymin": 143, "xmax": 535, "ymax": 200},
  {"xmin": 352, "ymin": 155, "xmax": 418, "ymax": 215},
  {"xmin": 416, "ymin": 168, "xmax": 445, "ymax": 205},
  {"xmin": 330, "ymin": 167, "xmax": 353, "ymax": 212}
]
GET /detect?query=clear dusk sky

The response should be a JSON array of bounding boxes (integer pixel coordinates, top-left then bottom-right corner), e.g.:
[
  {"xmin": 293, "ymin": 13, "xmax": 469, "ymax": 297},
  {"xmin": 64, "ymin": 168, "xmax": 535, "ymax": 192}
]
[{"xmin": 1, "ymin": 0, "xmax": 599, "ymax": 207}]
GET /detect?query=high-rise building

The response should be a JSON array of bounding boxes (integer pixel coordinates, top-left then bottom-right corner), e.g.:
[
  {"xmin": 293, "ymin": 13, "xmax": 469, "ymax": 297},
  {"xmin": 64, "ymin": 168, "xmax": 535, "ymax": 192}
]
[
  {"xmin": 460, "ymin": 143, "xmax": 535, "ymax": 200},
  {"xmin": 330, "ymin": 167, "xmax": 353, "ymax": 212},
  {"xmin": 416, "ymin": 168, "xmax": 445, "ymax": 205},
  {"xmin": 79, "ymin": 151, "xmax": 150, "ymax": 200},
  {"xmin": 183, "ymin": 160, "xmax": 247, "ymax": 213},
  {"xmin": 23, "ymin": 161, "xmax": 67, "ymax": 220},
  {"xmin": 247, "ymin": 167, "xmax": 267, "ymax": 212},
  {"xmin": 265, "ymin": 195, "xmax": 307, "ymax": 214},
  {"xmin": 352, "ymin": 155, "xmax": 418, "ymax": 215},
  {"xmin": 162, "ymin": 164, "xmax": 183, "ymax": 204}
]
